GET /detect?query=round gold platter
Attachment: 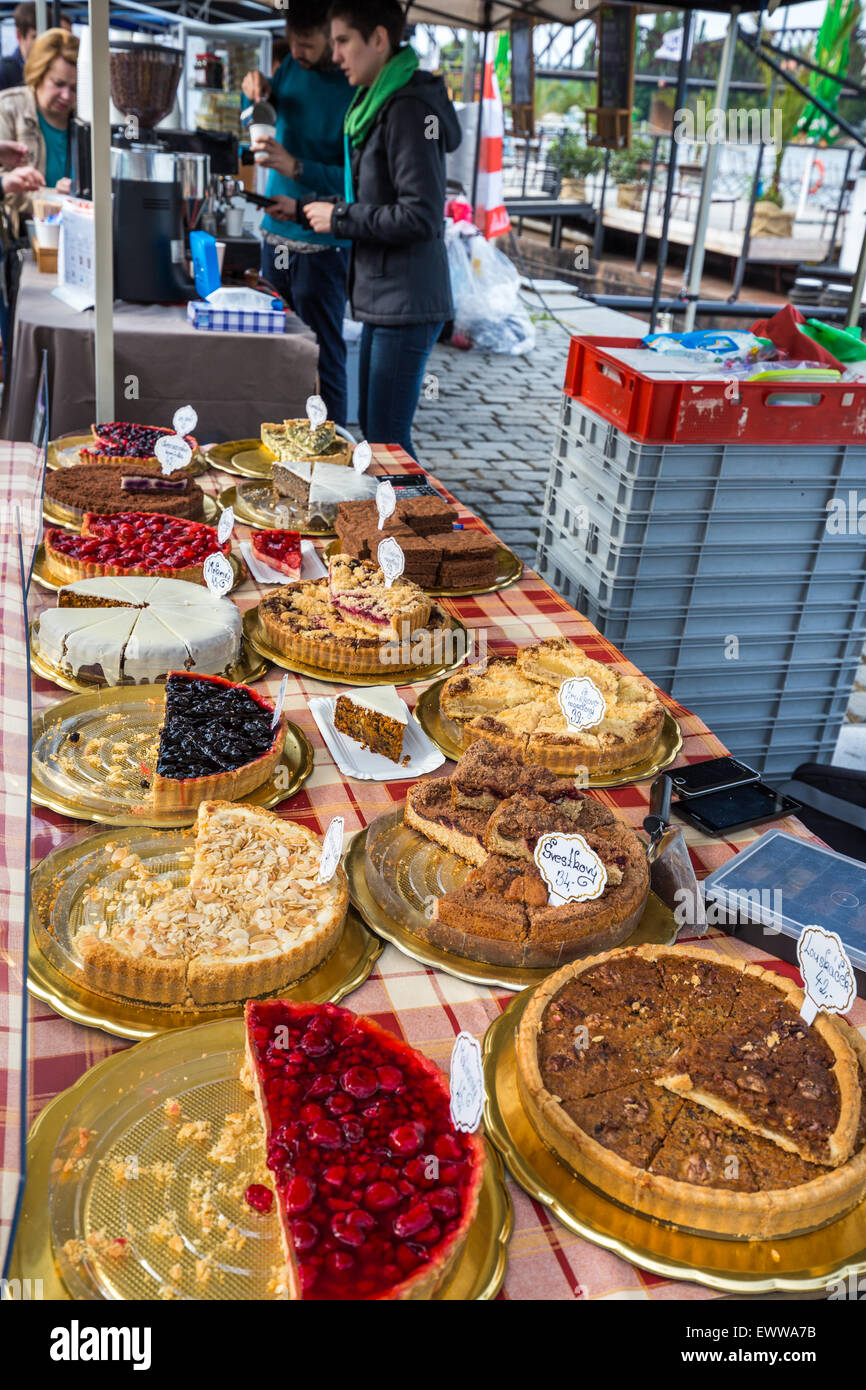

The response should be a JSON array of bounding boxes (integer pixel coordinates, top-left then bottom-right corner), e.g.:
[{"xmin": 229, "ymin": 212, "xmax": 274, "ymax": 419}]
[
  {"xmin": 204, "ymin": 439, "xmax": 268, "ymax": 477},
  {"xmin": 30, "ymin": 684, "xmax": 313, "ymax": 827},
  {"xmin": 29, "ymin": 624, "xmax": 267, "ymax": 694},
  {"xmin": 28, "ymin": 826, "xmax": 383, "ymax": 1039},
  {"xmin": 47, "ymin": 431, "xmax": 209, "ymax": 476},
  {"xmin": 322, "ymin": 537, "xmax": 524, "ymax": 598},
  {"xmin": 43, "ymin": 490, "xmax": 219, "ymax": 533},
  {"xmin": 243, "ymin": 606, "xmax": 470, "ymax": 687},
  {"xmin": 29, "ymin": 546, "xmax": 246, "ymax": 594},
  {"xmin": 482, "ymin": 989, "xmax": 866, "ymax": 1295},
  {"xmin": 218, "ymin": 483, "xmax": 336, "ymax": 538},
  {"xmin": 7, "ymin": 1019, "xmax": 511, "ymax": 1301},
  {"xmin": 413, "ymin": 679, "xmax": 684, "ymax": 788},
  {"xmin": 346, "ymin": 809, "xmax": 677, "ymax": 992}
]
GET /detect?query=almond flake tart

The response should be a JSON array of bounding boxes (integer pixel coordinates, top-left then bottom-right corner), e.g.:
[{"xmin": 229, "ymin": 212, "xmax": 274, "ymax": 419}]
[
  {"xmin": 517, "ymin": 944, "xmax": 866, "ymax": 1239},
  {"xmin": 75, "ymin": 801, "xmax": 349, "ymax": 1006},
  {"xmin": 439, "ymin": 638, "xmax": 665, "ymax": 774}
]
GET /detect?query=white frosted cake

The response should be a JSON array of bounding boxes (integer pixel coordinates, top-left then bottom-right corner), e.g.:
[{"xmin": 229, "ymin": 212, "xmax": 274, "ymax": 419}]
[
  {"xmin": 273, "ymin": 459, "xmax": 378, "ymax": 526},
  {"xmin": 35, "ymin": 575, "xmax": 243, "ymax": 685}
]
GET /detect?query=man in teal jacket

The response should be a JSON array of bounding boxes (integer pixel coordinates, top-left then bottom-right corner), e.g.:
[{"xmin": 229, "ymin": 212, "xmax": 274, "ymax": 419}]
[{"xmin": 244, "ymin": 0, "xmax": 352, "ymax": 424}]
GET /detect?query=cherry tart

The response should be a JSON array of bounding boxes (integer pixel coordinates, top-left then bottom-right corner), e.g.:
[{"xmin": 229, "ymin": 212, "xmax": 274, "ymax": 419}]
[
  {"xmin": 79, "ymin": 421, "xmax": 199, "ymax": 465},
  {"xmin": 251, "ymin": 528, "xmax": 303, "ymax": 581},
  {"xmin": 44, "ymin": 512, "xmax": 230, "ymax": 586},
  {"xmin": 244, "ymin": 1000, "xmax": 485, "ymax": 1300}
]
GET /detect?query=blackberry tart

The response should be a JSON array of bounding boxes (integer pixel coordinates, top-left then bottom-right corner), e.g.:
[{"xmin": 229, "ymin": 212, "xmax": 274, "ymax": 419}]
[
  {"xmin": 79, "ymin": 421, "xmax": 199, "ymax": 465},
  {"xmin": 152, "ymin": 671, "xmax": 287, "ymax": 812}
]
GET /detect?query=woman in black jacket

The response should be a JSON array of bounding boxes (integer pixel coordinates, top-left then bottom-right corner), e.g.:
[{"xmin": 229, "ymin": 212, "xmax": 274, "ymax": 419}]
[{"xmin": 302, "ymin": 0, "xmax": 460, "ymax": 459}]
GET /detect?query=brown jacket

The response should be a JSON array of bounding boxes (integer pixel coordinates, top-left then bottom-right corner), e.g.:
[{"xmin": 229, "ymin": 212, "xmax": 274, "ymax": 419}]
[{"xmin": 0, "ymin": 85, "xmax": 48, "ymax": 230}]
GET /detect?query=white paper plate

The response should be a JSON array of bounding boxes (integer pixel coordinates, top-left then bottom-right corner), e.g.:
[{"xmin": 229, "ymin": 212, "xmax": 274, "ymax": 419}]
[
  {"xmin": 240, "ymin": 538, "xmax": 327, "ymax": 585},
  {"xmin": 309, "ymin": 693, "xmax": 445, "ymax": 782}
]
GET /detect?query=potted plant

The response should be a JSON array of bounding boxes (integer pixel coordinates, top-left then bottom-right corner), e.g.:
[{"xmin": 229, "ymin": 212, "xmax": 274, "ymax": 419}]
[
  {"xmin": 548, "ymin": 133, "xmax": 603, "ymax": 200},
  {"xmin": 611, "ymin": 137, "xmax": 654, "ymax": 210}
]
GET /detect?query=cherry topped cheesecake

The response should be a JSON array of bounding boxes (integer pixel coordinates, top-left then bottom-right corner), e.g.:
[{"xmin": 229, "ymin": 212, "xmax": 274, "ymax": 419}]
[
  {"xmin": 153, "ymin": 671, "xmax": 287, "ymax": 811},
  {"xmin": 44, "ymin": 512, "xmax": 231, "ymax": 586},
  {"xmin": 79, "ymin": 421, "xmax": 198, "ymax": 465},
  {"xmin": 251, "ymin": 528, "xmax": 302, "ymax": 581},
  {"xmin": 245, "ymin": 999, "xmax": 485, "ymax": 1299}
]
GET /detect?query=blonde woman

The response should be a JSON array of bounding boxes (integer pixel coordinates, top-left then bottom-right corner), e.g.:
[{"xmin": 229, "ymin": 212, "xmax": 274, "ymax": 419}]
[{"xmin": 0, "ymin": 26, "xmax": 78, "ymax": 221}]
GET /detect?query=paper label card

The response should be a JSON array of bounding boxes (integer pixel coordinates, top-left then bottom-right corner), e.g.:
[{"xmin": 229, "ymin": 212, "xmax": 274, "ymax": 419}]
[
  {"xmin": 202, "ymin": 551, "xmax": 234, "ymax": 597},
  {"xmin": 306, "ymin": 395, "xmax": 328, "ymax": 429},
  {"xmin": 377, "ymin": 479, "xmax": 396, "ymax": 529},
  {"xmin": 449, "ymin": 1031, "xmax": 484, "ymax": 1133},
  {"xmin": 318, "ymin": 816, "xmax": 344, "ymax": 884},
  {"xmin": 353, "ymin": 440, "xmax": 372, "ymax": 474},
  {"xmin": 217, "ymin": 505, "xmax": 234, "ymax": 546},
  {"xmin": 534, "ymin": 832, "xmax": 608, "ymax": 907},
  {"xmin": 558, "ymin": 677, "xmax": 606, "ymax": 732},
  {"xmin": 172, "ymin": 404, "xmax": 198, "ymax": 439},
  {"xmin": 155, "ymin": 434, "xmax": 192, "ymax": 476},
  {"xmin": 271, "ymin": 672, "xmax": 288, "ymax": 730},
  {"xmin": 797, "ymin": 926, "xmax": 856, "ymax": 1026},
  {"xmin": 377, "ymin": 537, "xmax": 405, "ymax": 589}
]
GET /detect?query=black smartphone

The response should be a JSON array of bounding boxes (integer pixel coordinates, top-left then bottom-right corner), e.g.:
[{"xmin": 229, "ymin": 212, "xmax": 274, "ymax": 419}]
[
  {"xmin": 242, "ymin": 189, "xmax": 276, "ymax": 209},
  {"xmin": 669, "ymin": 756, "xmax": 759, "ymax": 799},
  {"xmin": 672, "ymin": 782, "xmax": 802, "ymax": 837}
]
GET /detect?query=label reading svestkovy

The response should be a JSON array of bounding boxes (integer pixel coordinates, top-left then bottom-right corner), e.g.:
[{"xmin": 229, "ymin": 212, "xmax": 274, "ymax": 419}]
[{"xmin": 533, "ymin": 831, "xmax": 608, "ymax": 907}]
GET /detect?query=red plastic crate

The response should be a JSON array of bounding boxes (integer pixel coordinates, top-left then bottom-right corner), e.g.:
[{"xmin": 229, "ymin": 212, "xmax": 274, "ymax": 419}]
[{"xmin": 564, "ymin": 336, "xmax": 866, "ymax": 445}]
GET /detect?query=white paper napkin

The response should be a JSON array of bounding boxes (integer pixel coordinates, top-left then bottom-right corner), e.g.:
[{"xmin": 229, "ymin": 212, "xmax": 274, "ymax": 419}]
[
  {"xmin": 308, "ymin": 694, "xmax": 445, "ymax": 782},
  {"xmin": 240, "ymin": 538, "xmax": 326, "ymax": 585}
]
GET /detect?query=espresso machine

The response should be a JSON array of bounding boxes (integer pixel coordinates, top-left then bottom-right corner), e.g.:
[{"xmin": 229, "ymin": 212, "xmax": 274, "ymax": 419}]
[{"xmin": 71, "ymin": 41, "xmax": 237, "ymax": 303}]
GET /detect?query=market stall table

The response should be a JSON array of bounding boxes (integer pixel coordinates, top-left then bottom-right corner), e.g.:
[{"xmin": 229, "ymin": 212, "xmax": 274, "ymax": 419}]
[
  {"xmin": 2, "ymin": 260, "xmax": 319, "ymax": 443},
  {"xmin": 7, "ymin": 439, "xmax": 865, "ymax": 1299}
]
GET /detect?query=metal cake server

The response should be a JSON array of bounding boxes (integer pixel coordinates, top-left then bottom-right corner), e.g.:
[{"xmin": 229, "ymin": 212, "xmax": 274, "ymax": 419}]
[{"xmin": 643, "ymin": 774, "xmax": 707, "ymax": 937}]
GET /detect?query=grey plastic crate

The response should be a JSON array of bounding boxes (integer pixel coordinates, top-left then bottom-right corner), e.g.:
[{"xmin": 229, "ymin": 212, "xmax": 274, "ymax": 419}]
[
  {"xmin": 597, "ymin": 628, "xmax": 863, "ymax": 674},
  {"xmin": 668, "ymin": 681, "xmax": 854, "ymax": 730}
]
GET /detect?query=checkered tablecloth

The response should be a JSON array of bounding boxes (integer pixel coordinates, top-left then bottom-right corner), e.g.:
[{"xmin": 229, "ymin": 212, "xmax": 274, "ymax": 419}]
[{"xmin": 12, "ymin": 440, "xmax": 866, "ymax": 1300}]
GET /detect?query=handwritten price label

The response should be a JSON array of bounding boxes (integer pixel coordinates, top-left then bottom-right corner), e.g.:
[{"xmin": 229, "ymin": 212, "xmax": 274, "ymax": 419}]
[
  {"xmin": 306, "ymin": 394, "xmax": 328, "ymax": 429},
  {"xmin": 318, "ymin": 816, "xmax": 344, "ymax": 885},
  {"xmin": 271, "ymin": 672, "xmax": 288, "ymax": 730},
  {"xmin": 155, "ymin": 433, "xmax": 192, "ymax": 476},
  {"xmin": 202, "ymin": 551, "xmax": 234, "ymax": 597},
  {"xmin": 217, "ymin": 505, "xmax": 234, "ymax": 546},
  {"xmin": 797, "ymin": 926, "xmax": 856, "ymax": 1026},
  {"xmin": 352, "ymin": 440, "xmax": 372, "ymax": 474},
  {"xmin": 449, "ymin": 1031, "xmax": 484, "ymax": 1133},
  {"xmin": 377, "ymin": 537, "xmax": 405, "ymax": 589},
  {"xmin": 172, "ymin": 404, "xmax": 198, "ymax": 439},
  {"xmin": 558, "ymin": 677, "xmax": 606, "ymax": 732},
  {"xmin": 533, "ymin": 832, "xmax": 608, "ymax": 907},
  {"xmin": 376, "ymin": 480, "xmax": 396, "ymax": 529}
]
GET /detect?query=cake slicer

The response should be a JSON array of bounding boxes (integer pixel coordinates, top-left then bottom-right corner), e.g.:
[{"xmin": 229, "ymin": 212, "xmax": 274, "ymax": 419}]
[{"xmin": 643, "ymin": 774, "xmax": 707, "ymax": 936}]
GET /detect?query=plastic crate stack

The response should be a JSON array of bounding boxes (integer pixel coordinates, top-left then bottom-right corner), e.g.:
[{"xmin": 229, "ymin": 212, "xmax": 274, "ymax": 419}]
[{"xmin": 536, "ymin": 392, "xmax": 866, "ymax": 780}]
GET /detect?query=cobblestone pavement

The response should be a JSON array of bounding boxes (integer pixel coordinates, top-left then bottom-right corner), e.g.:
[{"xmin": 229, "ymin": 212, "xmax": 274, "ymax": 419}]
[{"xmin": 412, "ymin": 318, "xmax": 569, "ymax": 565}]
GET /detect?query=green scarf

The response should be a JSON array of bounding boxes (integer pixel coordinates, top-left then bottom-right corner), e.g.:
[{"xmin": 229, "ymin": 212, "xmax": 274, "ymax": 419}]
[{"xmin": 343, "ymin": 45, "xmax": 419, "ymax": 203}]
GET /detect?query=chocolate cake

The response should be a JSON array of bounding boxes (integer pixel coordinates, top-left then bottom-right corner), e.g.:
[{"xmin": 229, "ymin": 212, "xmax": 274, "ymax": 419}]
[
  {"xmin": 335, "ymin": 498, "xmax": 497, "ymax": 589},
  {"xmin": 44, "ymin": 461, "xmax": 205, "ymax": 521}
]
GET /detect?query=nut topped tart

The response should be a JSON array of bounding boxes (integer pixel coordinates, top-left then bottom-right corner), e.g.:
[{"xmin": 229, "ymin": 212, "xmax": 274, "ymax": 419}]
[
  {"xmin": 251, "ymin": 528, "xmax": 302, "ymax": 581},
  {"xmin": 516, "ymin": 944, "xmax": 866, "ymax": 1238},
  {"xmin": 328, "ymin": 554, "xmax": 431, "ymax": 640},
  {"xmin": 439, "ymin": 639, "xmax": 665, "ymax": 774},
  {"xmin": 44, "ymin": 512, "xmax": 231, "ymax": 586},
  {"xmin": 153, "ymin": 671, "xmax": 287, "ymax": 812},
  {"xmin": 78, "ymin": 421, "xmax": 199, "ymax": 465},
  {"xmin": 75, "ymin": 801, "xmax": 348, "ymax": 1005},
  {"xmin": 244, "ymin": 999, "xmax": 485, "ymax": 1298}
]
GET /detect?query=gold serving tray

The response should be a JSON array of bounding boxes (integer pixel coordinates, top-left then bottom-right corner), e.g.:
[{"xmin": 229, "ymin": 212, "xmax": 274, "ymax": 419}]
[
  {"xmin": 28, "ymin": 825, "xmax": 382, "ymax": 1038},
  {"xmin": 322, "ymin": 538, "xmax": 524, "ymax": 598},
  {"xmin": 483, "ymin": 990, "xmax": 866, "ymax": 1295},
  {"xmin": 43, "ymin": 490, "xmax": 219, "ymax": 533},
  {"xmin": 29, "ymin": 624, "xmax": 267, "ymax": 694},
  {"xmin": 413, "ymin": 679, "xmax": 684, "ymax": 788},
  {"xmin": 218, "ymin": 483, "xmax": 336, "ymax": 538},
  {"xmin": 47, "ymin": 431, "xmax": 210, "ymax": 476},
  {"xmin": 243, "ymin": 605, "xmax": 470, "ymax": 687},
  {"xmin": 204, "ymin": 440, "xmax": 267, "ymax": 477},
  {"xmin": 346, "ymin": 809, "xmax": 677, "ymax": 991},
  {"xmin": 7, "ymin": 1019, "xmax": 511, "ymax": 1301},
  {"xmin": 30, "ymin": 545, "xmax": 246, "ymax": 594},
  {"xmin": 31, "ymin": 684, "xmax": 313, "ymax": 827}
]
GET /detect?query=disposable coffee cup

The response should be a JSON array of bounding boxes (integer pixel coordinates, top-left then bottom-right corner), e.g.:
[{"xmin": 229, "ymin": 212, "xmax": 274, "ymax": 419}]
[
  {"xmin": 215, "ymin": 240, "xmax": 226, "ymax": 273},
  {"xmin": 223, "ymin": 206, "xmax": 244, "ymax": 237},
  {"xmin": 250, "ymin": 122, "xmax": 276, "ymax": 162}
]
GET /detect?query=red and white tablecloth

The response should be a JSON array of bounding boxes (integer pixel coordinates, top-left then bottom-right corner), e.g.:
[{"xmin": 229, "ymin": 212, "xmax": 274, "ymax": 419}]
[{"xmin": 5, "ymin": 440, "xmax": 863, "ymax": 1299}]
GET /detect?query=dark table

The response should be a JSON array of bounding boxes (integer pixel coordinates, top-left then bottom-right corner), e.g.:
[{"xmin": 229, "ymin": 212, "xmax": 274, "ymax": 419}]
[{"xmin": 505, "ymin": 198, "xmax": 596, "ymax": 249}]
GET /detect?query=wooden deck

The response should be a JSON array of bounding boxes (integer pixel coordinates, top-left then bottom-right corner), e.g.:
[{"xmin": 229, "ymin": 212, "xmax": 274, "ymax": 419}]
[{"xmin": 601, "ymin": 204, "xmax": 831, "ymax": 265}]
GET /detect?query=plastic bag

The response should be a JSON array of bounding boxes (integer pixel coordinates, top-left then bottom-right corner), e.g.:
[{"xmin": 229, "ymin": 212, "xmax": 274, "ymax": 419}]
[{"xmin": 445, "ymin": 226, "xmax": 535, "ymax": 355}]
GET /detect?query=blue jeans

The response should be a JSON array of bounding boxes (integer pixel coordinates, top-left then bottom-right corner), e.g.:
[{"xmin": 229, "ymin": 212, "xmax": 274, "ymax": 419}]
[
  {"xmin": 261, "ymin": 241, "xmax": 349, "ymax": 428},
  {"xmin": 358, "ymin": 321, "xmax": 443, "ymax": 460}
]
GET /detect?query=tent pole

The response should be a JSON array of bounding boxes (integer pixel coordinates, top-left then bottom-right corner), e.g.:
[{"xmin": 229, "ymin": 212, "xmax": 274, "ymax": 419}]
[
  {"xmin": 471, "ymin": 6, "xmax": 492, "ymax": 217},
  {"xmin": 682, "ymin": 7, "xmax": 739, "ymax": 331},
  {"xmin": 648, "ymin": 10, "xmax": 693, "ymax": 334},
  {"xmin": 90, "ymin": 0, "xmax": 115, "ymax": 423}
]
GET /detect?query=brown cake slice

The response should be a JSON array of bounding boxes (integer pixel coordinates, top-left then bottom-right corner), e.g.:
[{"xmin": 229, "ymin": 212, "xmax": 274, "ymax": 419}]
[
  {"xmin": 404, "ymin": 779, "xmax": 489, "ymax": 864},
  {"xmin": 429, "ymin": 853, "xmax": 531, "ymax": 945},
  {"xmin": 450, "ymin": 739, "xmax": 600, "ymax": 821},
  {"xmin": 436, "ymin": 531, "xmax": 498, "ymax": 588},
  {"xmin": 333, "ymin": 688, "xmax": 406, "ymax": 763},
  {"xmin": 395, "ymin": 495, "xmax": 459, "ymax": 534},
  {"xmin": 483, "ymin": 793, "xmax": 612, "ymax": 861}
]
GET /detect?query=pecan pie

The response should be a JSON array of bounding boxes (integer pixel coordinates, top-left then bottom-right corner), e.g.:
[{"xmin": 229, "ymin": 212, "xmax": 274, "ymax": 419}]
[
  {"xmin": 75, "ymin": 801, "xmax": 348, "ymax": 1005},
  {"xmin": 517, "ymin": 944, "xmax": 866, "ymax": 1238},
  {"xmin": 245, "ymin": 999, "xmax": 485, "ymax": 1299}
]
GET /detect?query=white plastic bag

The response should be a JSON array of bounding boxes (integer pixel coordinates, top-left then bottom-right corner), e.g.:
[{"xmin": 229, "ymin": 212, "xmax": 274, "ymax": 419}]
[{"xmin": 446, "ymin": 226, "xmax": 535, "ymax": 355}]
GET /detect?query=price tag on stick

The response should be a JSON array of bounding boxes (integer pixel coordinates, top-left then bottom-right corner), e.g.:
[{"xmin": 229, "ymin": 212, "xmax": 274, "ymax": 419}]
[
  {"xmin": 533, "ymin": 831, "xmax": 608, "ymax": 907},
  {"xmin": 217, "ymin": 504, "xmax": 235, "ymax": 547},
  {"xmin": 377, "ymin": 537, "xmax": 405, "ymax": 589},
  {"xmin": 797, "ymin": 926, "xmax": 856, "ymax": 1026},
  {"xmin": 306, "ymin": 395, "xmax": 328, "ymax": 429},
  {"xmin": 318, "ymin": 816, "xmax": 344, "ymax": 884},
  {"xmin": 449, "ymin": 1031, "xmax": 484, "ymax": 1133},
  {"xmin": 172, "ymin": 404, "xmax": 198, "ymax": 439},
  {"xmin": 376, "ymin": 479, "xmax": 396, "ymax": 529},
  {"xmin": 352, "ymin": 440, "xmax": 372, "ymax": 474},
  {"xmin": 202, "ymin": 551, "xmax": 234, "ymax": 597},
  {"xmin": 155, "ymin": 433, "xmax": 192, "ymax": 476},
  {"xmin": 271, "ymin": 673, "xmax": 288, "ymax": 730},
  {"xmin": 559, "ymin": 677, "xmax": 606, "ymax": 732}
]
